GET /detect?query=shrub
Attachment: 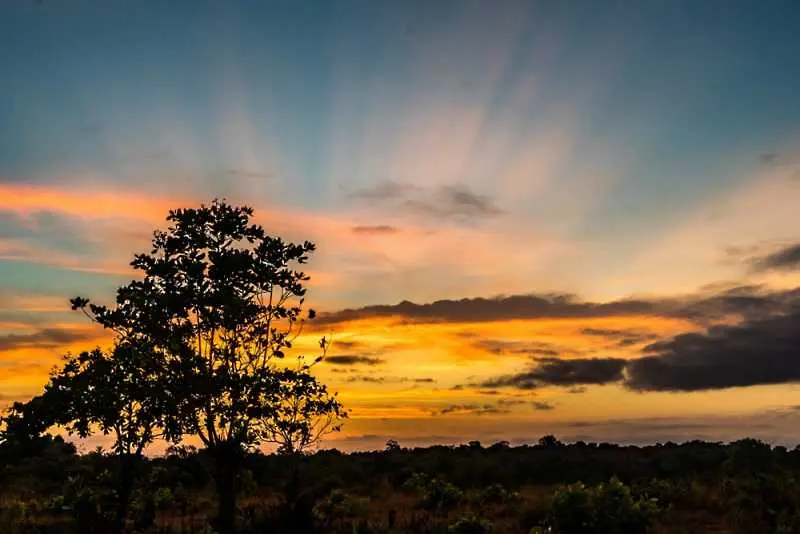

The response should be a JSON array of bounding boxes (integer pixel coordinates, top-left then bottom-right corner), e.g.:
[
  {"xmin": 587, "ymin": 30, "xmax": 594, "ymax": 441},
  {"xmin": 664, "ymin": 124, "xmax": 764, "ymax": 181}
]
[
  {"xmin": 402, "ymin": 471, "xmax": 431, "ymax": 492},
  {"xmin": 313, "ymin": 489, "xmax": 363, "ymax": 528},
  {"xmin": 476, "ymin": 483, "xmax": 521, "ymax": 506},
  {"xmin": 449, "ymin": 514, "xmax": 493, "ymax": 534},
  {"xmin": 548, "ymin": 477, "xmax": 659, "ymax": 534},
  {"xmin": 418, "ymin": 478, "xmax": 463, "ymax": 514}
]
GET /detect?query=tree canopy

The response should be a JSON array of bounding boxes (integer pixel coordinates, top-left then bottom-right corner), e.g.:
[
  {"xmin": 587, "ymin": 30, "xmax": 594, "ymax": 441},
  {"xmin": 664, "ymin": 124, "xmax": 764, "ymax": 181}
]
[{"xmin": 60, "ymin": 199, "xmax": 347, "ymax": 532}]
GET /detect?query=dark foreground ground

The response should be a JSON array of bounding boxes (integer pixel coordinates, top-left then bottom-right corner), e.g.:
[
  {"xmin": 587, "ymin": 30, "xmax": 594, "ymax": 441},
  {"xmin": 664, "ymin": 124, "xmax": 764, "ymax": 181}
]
[{"xmin": 2, "ymin": 436, "xmax": 799, "ymax": 533}]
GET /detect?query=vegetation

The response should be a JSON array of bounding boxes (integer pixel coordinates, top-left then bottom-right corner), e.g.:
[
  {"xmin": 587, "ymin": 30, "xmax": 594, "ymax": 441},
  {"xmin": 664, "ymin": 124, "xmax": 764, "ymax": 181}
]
[
  {"xmin": 2, "ymin": 201, "xmax": 344, "ymax": 533},
  {"xmin": 4, "ymin": 436, "xmax": 800, "ymax": 532}
]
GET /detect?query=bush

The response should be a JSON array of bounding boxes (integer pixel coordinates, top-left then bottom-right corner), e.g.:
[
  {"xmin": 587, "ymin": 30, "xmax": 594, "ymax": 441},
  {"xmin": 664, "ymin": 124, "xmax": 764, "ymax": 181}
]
[
  {"xmin": 402, "ymin": 471, "xmax": 431, "ymax": 492},
  {"xmin": 548, "ymin": 477, "xmax": 659, "ymax": 534},
  {"xmin": 418, "ymin": 478, "xmax": 463, "ymax": 514},
  {"xmin": 449, "ymin": 515, "xmax": 493, "ymax": 534},
  {"xmin": 313, "ymin": 489, "xmax": 364, "ymax": 528},
  {"xmin": 476, "ymin": 483, "xmax": 521, "ymax": 506}
]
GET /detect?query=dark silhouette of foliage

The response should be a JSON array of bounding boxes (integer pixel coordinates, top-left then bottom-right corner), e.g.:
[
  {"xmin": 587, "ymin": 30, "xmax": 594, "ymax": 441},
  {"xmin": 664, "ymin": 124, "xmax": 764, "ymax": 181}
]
[
  {"xmin": 36, "ymin": 342, "xmax": 170, "ymax": 533},
  {"xmin": 449, "ymin": 514, "xmax": 493, "ymax": 534},
  {"xmin": 548, "ymin": 477, "xmax": 660, "ymax": 534},
  {"xmin": 68, "ymin": 199, "xmax": 346, "ymax": 533},
  {"xmin": 5, "ymin": 436, "xmax": 800, "ymax": 532},
  {"xmin": 0, "ymin": 397, "xmax": 53, "ymax": 457}
]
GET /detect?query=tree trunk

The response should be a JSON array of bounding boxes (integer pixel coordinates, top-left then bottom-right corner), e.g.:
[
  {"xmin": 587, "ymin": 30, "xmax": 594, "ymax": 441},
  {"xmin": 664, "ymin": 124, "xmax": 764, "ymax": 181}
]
[
  {"xmin": 211, "ymin": 445, "xmax": 240, "ymax": 534},
  {"xmin": 282, "ymin": 452, "xmax": 313, "ymax": 532},
  {"xmin": 112, "ymin": 454, "xmax": 137, "ymax": 534}
]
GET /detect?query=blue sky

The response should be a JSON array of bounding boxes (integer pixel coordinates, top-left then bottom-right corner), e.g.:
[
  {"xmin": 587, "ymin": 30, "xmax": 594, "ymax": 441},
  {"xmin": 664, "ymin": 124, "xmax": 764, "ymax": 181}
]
[{"xmin": 2, "ymin": 0, "xmax": 800, "ymax": 448}]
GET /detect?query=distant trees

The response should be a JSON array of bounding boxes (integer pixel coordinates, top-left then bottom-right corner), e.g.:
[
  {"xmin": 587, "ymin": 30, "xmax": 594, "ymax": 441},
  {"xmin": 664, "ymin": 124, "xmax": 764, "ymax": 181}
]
[
  {"xmin": 385, "ymin": 439, "xmax": 402, "ymax": 452},
  {"xmin": 3, "ymin": 199, "xmax": 345, "ymax": 534}
]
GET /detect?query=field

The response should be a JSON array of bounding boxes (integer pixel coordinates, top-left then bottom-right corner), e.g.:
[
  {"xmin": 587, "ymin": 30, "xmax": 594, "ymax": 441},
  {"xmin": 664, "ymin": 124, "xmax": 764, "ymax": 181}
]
[{"xmin": 2, "ymin": 436, "xmax": 800, "ymax": 533}]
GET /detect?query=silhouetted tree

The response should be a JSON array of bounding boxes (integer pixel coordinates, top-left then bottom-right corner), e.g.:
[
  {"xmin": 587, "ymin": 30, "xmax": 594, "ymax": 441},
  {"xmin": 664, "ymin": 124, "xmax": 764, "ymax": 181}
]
[
  {"xmin": 386, "ymin": 439, "xmax": 401, "ymax": 452},
  {"xmin": 539, "ymin": 435, "xmax": 563, "ymax": 449},
  {"xmin": 0, "ymin": 396, "xmax": 53, "ymax": 459},
  {"xmin": 42, "ymin": 342, "xmax": 170, "ymax": 533},
  {"xmin": 70, "ymin": 200, "xmax": 345, "ymax": 533}
]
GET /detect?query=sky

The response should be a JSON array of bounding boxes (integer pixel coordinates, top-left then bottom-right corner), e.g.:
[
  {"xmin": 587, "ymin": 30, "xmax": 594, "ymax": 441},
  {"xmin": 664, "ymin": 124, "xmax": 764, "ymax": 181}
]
[{"xmin": 1, "ymin": 0, "xmax": 800, "ymax": 452}]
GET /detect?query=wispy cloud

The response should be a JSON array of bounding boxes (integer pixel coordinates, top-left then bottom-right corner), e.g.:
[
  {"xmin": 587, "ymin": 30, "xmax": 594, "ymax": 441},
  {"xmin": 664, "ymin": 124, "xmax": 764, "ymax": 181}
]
[
  {"xmin": 351, "ymin": 225, "xmax": 401, "ymax": 235},
  {"xmin": 580, "ymin": 327, "xmax": 660, "ymax": 348},
  {"xmin": 439, "ymin": 403, "xmax": 510, "ymax": 416},
  {"xmin": 326, "ymin": 354, "xmax": 385, "ymax": 366},
  {"xmin": 478, "ymin": 357, "xmax": 627, "ymax": 390},
  {"xmin": 0, "ymin": 327, "xmax": 95, "ymax": 352},
  {"xmin": 350, "ymin": 181, "xmax": 504, "ymax": 222},
  {"xmin": 750, "ymin": 243, "xmax": 800, "ymax": 273},
  {"xmin": 316, "ymin": 285, "xmax": 799, "ymax": 326}
]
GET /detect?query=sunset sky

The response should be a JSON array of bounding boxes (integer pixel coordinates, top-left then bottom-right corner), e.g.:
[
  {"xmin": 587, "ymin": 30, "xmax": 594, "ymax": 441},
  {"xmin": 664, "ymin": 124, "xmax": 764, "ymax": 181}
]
[{"xmin": 1, "ymin": 0, "xmax": 800, "ymax": 451}]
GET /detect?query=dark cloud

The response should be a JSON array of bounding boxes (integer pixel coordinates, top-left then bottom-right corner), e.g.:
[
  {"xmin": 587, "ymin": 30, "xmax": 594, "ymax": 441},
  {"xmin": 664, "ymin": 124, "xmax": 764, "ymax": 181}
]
[
  {"xmin": 580, "ymin": 328, "xmax": 660, "ymax": 348},
  {"xmin": 348, "ymin": 181, "xmax": 503, "ymax": 221},
  {"xmin": 403, "ymin": 185, "xmax": 503, "ymax": 219},
  {"xmin": 345, "ymin": 375, "xmax": 435, "ymax": 385},
  {"xmin": 439, "ymin": 404, "xmax": 510, "ymax": 416},
  {"xmin": 496, "ymin": 398, "xmax": 527, "ymax": 406},
  {"xmin": 351, "ymin": 225, "xmax": 401, "ymax": 235},
  {"xmin": 346, "ymin": 375, "xmax": 387, "ymax": 384},
  {"xmin": 478, "ymin": 357, "xmax": 628, "ymax": 390},
  {"xmin": 322, "ymin": 285, "xmax": 800, "ymax": 395},
  {"xmin": 531, "ymin": 401, "xmax": 556, "ymax": 411},
  {"xmin": 413, "ymin": 377, "xmax": 436, "ymax": 383},
  {"xmin": 471, "ymin": 338, "xmax": 561, "ymax": 356},
  {"xmin": 760, "ymin": 153, "xmax": 780, "ymax": 165},
  {"xmin": 750, "ymin": 243, "xmax": 800, "ymax": 272},
  {"xmin": 317, "ymin": 286, "xmax": 800, "ymax": 326},
  {"xmin": 326, "ymin": 354, "xmax": 384, "ymax": 366},
  {"xmin": 318, "ymin": 293, "xmax": 653, "ymax": 325},
  {"xmin": 0, "ymin": 328, "xmax": 92, "ymax": 352},
  {"xmin": 626, "ymin": 309, "xmax": 800, "ymax": 391},
  {"xmin": 470, "ymin": 300, "xmax": 800, "ymax": 393},
  {"xmin": 332, "ymin": 340, "xmax": 363, "ymax": 350},
  {"xmin": 440, "ymin": 185, "xmax": 503, "ymax": 217}
]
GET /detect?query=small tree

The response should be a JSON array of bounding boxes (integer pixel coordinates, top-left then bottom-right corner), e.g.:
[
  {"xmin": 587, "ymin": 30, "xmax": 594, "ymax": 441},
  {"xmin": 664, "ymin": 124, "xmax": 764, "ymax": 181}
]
[
  {"xmin": 260, "ymin": 361, "xmax": 346, "ymax": 456},
  {"xmin": 548, "ymin": 478, "xmax": 660, "ymax": 534},
  {"xmin": 42, "ymin": 342, "xmax": 170, "ymax": 533},
  {"xmin": 70, "ymin": 199, "xmax": 345, "ymax": 533},
  {"xmin": 0, "ymin": 396, "xmax": 56, "ymax": 459}
]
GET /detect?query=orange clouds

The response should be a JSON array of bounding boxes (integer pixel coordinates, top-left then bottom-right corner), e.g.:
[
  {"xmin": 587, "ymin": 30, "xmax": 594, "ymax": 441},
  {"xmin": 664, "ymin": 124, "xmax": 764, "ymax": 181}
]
[{"xmin": 0, "ymin": 183, "xmax": 182, "ymax": 223}]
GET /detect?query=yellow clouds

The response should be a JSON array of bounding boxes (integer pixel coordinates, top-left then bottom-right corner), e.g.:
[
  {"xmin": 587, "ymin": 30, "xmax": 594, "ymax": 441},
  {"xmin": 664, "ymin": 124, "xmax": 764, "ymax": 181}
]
[
  {"xmin": 0, "ymin": 321, "xmax": 112, "ymax": 402},
  {"xmin": 301, "ymin": 313, "xmax": 690, "ymax": 422}
]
